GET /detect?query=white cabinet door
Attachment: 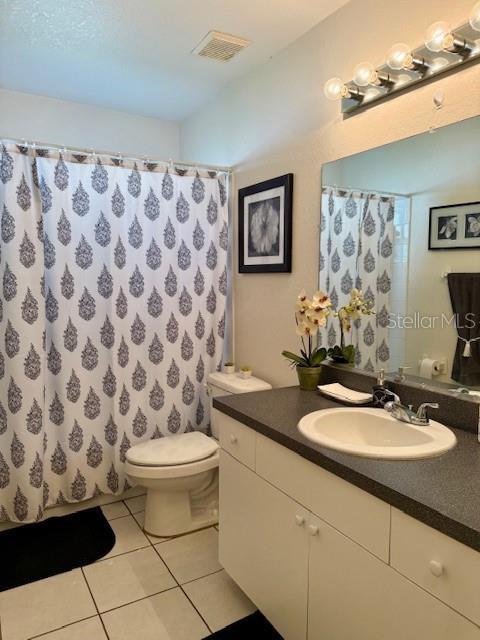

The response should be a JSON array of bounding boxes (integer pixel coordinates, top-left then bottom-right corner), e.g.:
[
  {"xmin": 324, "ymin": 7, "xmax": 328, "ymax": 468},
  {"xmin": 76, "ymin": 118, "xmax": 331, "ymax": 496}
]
[
  {"xmin": 308, "ymin": 514, "xmax": 480, "ymax": 640},
  {"xmin": 219, "ymin": 450, "xmax": 309, "ymax": 640},
  {"xmin": 391, "ymin": 508, "xmax": 480, "ymax": 626},
  {"xmin": 256, "ymin": 433, "xmax": 390, "ymax": 561}
]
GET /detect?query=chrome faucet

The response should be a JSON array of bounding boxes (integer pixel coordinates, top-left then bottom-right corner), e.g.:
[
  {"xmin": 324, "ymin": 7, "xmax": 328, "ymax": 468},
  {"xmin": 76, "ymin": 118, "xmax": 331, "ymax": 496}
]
[{"xmin": 384, "ymin": 401, "xmax": 439, "ymax": 426}]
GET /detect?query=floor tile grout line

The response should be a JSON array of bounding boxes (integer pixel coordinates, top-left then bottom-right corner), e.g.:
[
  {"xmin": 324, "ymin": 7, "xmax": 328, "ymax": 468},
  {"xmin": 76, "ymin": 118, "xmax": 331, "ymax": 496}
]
[
  {"xmin": 180, "ymin": 566, "xmax": 224, "ymax": 587},
  {"xmin": 101, "ymin": 543, "xmax": 152, "ymax": 562},
  {"xmin": 21, "ymin": 522, "xmax": 221, "ymax": 639},
  {"xmin": 26, "ymin": 614, "xmax": 100, "ymax": 640},
  {"xmin": 80, "ymin": 567, "xmax": 111, "ymax": 640},
  {"xmin": 150, "ymin": 535, "xmax": 214, "ymax": 634},
  {"xmin": 101, "ymin": 512, "xmax": 217, "ymax": 634},
  {"xmin": 150, "ymin": 534, "xmax": 181, "ymax": 586},
  {"xmin": 178, "ymin": 583, "xmax": 214, "ymax": 635},
  {"xmin": 123, "ymin": 497, "xmax": 145, "ymax": 517},
  {"xmin": 98, "ymin": 584, "xmax": 179, "ymax": 616}
]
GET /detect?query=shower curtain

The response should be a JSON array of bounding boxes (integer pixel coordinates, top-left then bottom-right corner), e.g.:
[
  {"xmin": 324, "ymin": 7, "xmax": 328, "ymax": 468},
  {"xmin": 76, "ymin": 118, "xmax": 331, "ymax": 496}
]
[
  {"xmin": 319, "ymin": 189, "xmax": 394, "ymax": 372},
  {"xmin": 0, "ymin": 142, "xmax": 228, "ymax": 523}
]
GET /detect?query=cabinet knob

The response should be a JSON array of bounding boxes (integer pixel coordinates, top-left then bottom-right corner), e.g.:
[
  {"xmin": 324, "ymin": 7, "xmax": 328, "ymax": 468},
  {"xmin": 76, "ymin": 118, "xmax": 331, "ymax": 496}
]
[
  {"xmin": 295, "ymin": 515, "xmax": 305, "ymax": 527},
  {"xmin": 308, "ymin": 524, "xmax": 319, "ymax": 536},
  {"xmin": 230, "ymin": 435, "xmax": 238, "ymax": 444},
  {"xmin": 429, "ymin": 560, "xmax": 444, "ymax": 577}
]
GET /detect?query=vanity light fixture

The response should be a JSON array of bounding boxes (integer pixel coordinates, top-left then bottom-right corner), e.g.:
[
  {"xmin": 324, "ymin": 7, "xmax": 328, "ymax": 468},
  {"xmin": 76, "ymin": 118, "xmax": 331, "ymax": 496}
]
[
  {"xmin": 425, "ymin": 20, "xmax": 476, "ymax": 56},
  {"xmin": 323, "ymin": 77, "xmax": 363, "ymax": 102},
  {"xmin": 386, "ymin": 43, "xmax": 430, "ymax": 74},
  {"xmin": 471, "ymin": 1, "xmax": 480, "ymax": 30},
  {"xmin": 324, "ymin": 2, "xmax": 480, "ymax": 115},
  {"xmin": 352, "ymin": 62, "xmax": 395, "ymax": 88}
]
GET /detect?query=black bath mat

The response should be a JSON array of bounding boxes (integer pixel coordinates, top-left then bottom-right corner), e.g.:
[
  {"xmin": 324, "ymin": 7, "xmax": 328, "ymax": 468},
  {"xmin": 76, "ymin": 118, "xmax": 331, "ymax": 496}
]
[
  {"xmin": 0, "ymin": 506, "xmax": 115, "ymax": 591},
  {"xmin": 204, "ymin": 611, "xmax": 283, "ymax": 639}
]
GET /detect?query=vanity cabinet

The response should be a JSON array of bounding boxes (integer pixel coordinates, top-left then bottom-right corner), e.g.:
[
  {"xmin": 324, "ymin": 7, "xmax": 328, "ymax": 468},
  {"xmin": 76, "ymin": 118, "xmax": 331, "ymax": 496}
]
[
  {"xmin": 308, "ymin": 513, "xmax": 479, "ymax": 640},
  {"xmin": 220, "ymin": 451, "xmax": 309, "ymax": 639},
  {"xmin": 218, "ymin": 413, "xmax": 256, "ymax": 470},
  {"xmin": 216, "ymin": 410, "xmax": 480, "ymax": 640},
  {"xmin": 390, "ymin": 508, "xmax": 480, "ymax": 627}
]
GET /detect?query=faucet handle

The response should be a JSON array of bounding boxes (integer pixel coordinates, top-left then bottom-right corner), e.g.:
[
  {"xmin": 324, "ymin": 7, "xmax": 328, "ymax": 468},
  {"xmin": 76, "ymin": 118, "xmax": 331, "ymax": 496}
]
[
  {"xmin": 395, "ymin": 366, "xmax": 411, "ymax": 383},
  {"xmin": 416, "ymin": 402, "xmax": 439, "ymax": 422}
]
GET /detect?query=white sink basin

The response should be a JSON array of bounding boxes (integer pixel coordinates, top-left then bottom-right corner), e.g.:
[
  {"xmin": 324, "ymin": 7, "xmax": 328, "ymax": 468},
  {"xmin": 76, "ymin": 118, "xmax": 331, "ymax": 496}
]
[{"xmin": 297, "ymin": 408, "xmax": 456, "ymax": 460}]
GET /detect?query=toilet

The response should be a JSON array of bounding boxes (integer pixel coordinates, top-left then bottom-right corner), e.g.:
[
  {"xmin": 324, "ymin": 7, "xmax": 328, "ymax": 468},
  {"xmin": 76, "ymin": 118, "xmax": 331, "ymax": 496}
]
[{"xmin": 125, "ymin": 371, "xmax": 271, "ymax": 537}]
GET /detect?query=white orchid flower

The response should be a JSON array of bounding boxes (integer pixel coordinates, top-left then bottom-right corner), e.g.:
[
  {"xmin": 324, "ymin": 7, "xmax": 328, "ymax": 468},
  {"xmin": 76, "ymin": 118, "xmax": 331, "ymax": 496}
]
[
  {"xmin": 295, "ymin": 289, "xmax": 312, "ymax": 315},
  {"xmin": 306, "ymin": 306, "xmax": 329, "ymax": 325},
  {"xmin": 296, "ymin": 318, "xmax": 318, "ymax": 337},
  {"xmin": 312, "ymin": 290, "xmax": 332, "ymax": 309}
]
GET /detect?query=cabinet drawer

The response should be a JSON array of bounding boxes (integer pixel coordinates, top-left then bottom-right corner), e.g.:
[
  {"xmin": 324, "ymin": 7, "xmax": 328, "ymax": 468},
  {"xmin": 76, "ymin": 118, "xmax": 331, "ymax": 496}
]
[
  {"xmin": 391, "ymin": 508, "xmax": 480, "ymax": 626},
  {"xmin": 256, "ymin": 433, "xmax": 390, "ymax": 561},
  {"xmin": 215, "ymin": 410, "xmax": 256, "ymax": 469}
]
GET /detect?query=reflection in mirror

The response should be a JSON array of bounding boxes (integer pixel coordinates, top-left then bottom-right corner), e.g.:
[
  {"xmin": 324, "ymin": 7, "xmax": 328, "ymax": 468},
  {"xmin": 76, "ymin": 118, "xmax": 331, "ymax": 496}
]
[{"xmin": 319, "ymin": 116, "xmax": 480, "ymax": 392}]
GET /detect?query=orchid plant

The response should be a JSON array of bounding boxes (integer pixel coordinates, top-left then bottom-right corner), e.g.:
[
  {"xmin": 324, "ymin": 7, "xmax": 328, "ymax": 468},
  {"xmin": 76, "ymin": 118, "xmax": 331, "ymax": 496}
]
[
  {"xmin": 328, "ymin": 288, "xmax": 375, "ymax": 364},
  {"xmin": 282, "ymin": 290, "xmax": 332, "ymax": 368}
]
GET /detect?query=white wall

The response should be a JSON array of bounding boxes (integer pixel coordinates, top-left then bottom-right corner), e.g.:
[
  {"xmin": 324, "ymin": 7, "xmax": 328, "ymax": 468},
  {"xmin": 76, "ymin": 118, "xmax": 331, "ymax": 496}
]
[
  {"xmin": 0, "ymin": 89, "xmax": 180, "ymax": 159},
  {"xmin": 181, "ymin": 0, "xmax": 480, "ymax": 388}
]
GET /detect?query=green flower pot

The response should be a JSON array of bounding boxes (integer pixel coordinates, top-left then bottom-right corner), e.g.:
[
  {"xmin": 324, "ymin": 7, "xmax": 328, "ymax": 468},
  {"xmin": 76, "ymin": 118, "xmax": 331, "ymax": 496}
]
[{"xmin": 297, "ymin": 366, "xmax": 323, "ymax": 391}]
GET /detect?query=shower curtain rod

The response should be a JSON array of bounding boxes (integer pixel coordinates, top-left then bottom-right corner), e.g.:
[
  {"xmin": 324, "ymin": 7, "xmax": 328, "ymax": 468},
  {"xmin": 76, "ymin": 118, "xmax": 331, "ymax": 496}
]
[
  {"xmin": 1, "ymin": 136, "xmax": 233, "ymax": 174},
  {"xmin": 322, "ymin": 185, "xmax": 411, "ymax": 199}
]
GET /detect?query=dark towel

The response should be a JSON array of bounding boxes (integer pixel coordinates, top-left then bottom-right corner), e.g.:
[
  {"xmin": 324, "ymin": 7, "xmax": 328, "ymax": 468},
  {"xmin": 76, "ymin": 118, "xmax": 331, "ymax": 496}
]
[{"xmin": 447, "ymin": 272, "xmax": 480, "ymax": 387}]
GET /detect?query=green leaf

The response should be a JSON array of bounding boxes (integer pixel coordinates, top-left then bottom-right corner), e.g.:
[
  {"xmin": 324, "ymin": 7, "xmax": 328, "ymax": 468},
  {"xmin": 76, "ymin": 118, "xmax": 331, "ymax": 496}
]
[
  {"xmin": 311, "ymin": 348, "xmax": 327, "ymax": 365},
  {"xmin": 343, "ymin": 344, "xmax": 355, "ymax": 364},
  {"xmin": 281, "ymin": 350, "xmax": 308, "ymax": 367},
  {"xmin": 327, "ymin": 344, "xmax": 355, "ymax": 364}
]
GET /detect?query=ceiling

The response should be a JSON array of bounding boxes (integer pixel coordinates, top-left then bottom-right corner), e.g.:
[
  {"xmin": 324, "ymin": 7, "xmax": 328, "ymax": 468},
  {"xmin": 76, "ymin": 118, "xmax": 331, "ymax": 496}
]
[{"xmin": 0, "ymin": 0, "xmax": 349, "ymax": 122}]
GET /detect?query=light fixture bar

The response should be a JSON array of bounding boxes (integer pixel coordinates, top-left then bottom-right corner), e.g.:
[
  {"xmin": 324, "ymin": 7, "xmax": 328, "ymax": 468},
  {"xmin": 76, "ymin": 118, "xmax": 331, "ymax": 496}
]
[{"xmin": 325, "ymin": 13, "xmax": 480, "ymax": 116}]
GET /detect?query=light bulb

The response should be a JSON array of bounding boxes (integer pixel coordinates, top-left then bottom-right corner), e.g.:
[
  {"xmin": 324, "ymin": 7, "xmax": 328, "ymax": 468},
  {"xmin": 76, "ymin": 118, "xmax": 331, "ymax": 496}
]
[
  {"xmin": 323, "ymin": 77, "xmax": 348, "ymax": 101},
  {"xmin": 425, "ymin": 21, "xmax": 451, "ymax": 52},
  {"xmin": 470, "ymin": 1, "xmax": 480, "ymax": 31},
  {"xmin": 353, "ymin": 62, "xmax": 377, "ymax": 87},
  {"xmin": 386, "ymin": 43, "xmax": 411, "ymax": 70}
]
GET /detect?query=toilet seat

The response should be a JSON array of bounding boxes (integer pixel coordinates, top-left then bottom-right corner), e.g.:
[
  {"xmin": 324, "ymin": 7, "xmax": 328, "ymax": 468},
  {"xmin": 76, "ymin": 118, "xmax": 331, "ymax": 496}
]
[
  {"xmin": 126, "ymin": 432, "xmax": 219, "ymax": 467},
  {"xmin": 125, "ymin": 449, "xmax": 220, "ymax": 480}
]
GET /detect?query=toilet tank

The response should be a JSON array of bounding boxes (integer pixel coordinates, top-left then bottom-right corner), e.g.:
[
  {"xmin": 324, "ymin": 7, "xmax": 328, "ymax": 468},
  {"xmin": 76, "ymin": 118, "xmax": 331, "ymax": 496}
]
[{"xmin": 206, "ymin": 372, "xmax": 272, "ymax": 439}]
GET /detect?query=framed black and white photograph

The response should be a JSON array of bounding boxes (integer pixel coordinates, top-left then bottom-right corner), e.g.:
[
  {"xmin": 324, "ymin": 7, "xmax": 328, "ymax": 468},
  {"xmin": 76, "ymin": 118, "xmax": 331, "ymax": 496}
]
[
  {"xmin": 429, "ymin": 202, "xmax": 480, "ymax": 250},
  {"xmin": 238, "ymin": 174, "xmax": 293, "ymax": 273}
]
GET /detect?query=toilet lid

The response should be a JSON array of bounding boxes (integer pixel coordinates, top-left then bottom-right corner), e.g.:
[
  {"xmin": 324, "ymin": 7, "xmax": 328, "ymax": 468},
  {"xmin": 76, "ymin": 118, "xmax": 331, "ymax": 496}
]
[{"xmin": 126, "ymin": 432, "xmax": 219, "ymax": 467}]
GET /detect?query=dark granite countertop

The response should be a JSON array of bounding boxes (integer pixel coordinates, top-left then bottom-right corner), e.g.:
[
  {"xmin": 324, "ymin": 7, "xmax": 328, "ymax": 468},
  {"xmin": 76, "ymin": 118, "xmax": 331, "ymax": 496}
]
[{"xmin": 213, "ymin": 386, "xmax": 480, "ymax": 552}]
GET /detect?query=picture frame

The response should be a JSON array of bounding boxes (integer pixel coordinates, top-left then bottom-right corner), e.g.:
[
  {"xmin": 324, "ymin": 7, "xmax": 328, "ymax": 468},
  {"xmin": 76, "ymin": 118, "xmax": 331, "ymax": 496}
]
[
  {"xmin": 238, "ymin": 174, "xmax": 293, "ymax": 273},
  {"xmin": 429, "ymin": 202, "xmax": 480, "ymax": 250}
]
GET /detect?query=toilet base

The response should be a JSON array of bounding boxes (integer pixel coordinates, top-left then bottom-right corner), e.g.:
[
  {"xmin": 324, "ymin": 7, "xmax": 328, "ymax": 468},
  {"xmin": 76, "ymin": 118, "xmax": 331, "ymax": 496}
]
[
  {"xmin": 142, "ymin": 468, "xmax": 219, "ymax": 538},
  {"xmin": 143, "ymin": 513, "xmax": 218, "ymax": 539}
]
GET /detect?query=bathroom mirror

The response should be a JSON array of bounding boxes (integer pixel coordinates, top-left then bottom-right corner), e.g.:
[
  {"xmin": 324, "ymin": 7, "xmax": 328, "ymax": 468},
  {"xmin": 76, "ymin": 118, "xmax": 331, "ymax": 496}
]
[{"xmin": 319, "ymin": 116, "xmax": 480, "ymax": 392}]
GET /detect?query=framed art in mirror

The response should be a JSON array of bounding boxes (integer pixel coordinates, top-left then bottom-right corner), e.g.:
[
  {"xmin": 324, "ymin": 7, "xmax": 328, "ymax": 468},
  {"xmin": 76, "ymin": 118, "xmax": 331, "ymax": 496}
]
[
  {"xmin": 238, "ymin": 174, "xmax": 293, "ymax": 273},
  {"xmin": 429, "ymin": 202, "xmax": 480, "ymax": 250}
]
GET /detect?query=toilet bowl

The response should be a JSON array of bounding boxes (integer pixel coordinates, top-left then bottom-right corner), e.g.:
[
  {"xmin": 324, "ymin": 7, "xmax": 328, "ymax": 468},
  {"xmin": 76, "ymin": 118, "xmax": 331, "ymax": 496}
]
[
  {"xmin": 126, "ymin": 372, "xmax": 271, "ymax": 537},
  {"xmin": 126, "ymin": 432, "xmax": 220, "ymax": 537}
]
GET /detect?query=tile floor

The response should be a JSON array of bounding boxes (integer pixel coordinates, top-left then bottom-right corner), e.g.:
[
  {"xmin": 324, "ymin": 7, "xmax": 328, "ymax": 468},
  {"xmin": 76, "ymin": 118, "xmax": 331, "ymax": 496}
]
[{"xmin": 0, "ymin": 496, "xmax": 256, "ymax": 640}]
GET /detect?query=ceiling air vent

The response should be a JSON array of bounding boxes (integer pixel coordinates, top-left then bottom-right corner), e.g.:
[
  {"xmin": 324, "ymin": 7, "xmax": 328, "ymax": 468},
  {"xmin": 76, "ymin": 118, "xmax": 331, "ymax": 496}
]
[{"xmin": 192, "ymin": 31, "xmax": 250, "ymax": 62}]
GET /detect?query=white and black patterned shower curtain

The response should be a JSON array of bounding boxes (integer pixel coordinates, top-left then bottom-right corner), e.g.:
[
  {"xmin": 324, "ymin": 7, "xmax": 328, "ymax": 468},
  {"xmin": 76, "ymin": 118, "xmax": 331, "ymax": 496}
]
[
  {"xmin": 319, "ymin": 189, "xmax": 394, "ymax": 372},
  {"xmin": 0, "ymin": 142, "xmax": 228, "ymax": 523}
]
